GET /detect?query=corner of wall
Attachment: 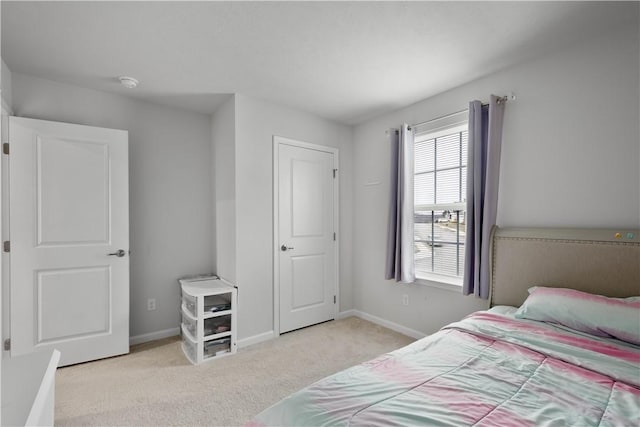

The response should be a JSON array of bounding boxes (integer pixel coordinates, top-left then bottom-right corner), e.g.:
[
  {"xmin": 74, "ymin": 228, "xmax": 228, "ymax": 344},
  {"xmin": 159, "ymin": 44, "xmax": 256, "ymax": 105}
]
[
  {"xmin": 1, "ymin": 58, "xmax": 13, "ymax": 113},
  {"xmin": 211, "ymin": 94, "xmax": 237, "ymax": 284}
]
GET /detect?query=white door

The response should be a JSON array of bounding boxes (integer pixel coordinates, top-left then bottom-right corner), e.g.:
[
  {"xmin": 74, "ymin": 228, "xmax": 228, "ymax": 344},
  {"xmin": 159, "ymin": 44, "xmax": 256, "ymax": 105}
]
[
  {"xmin": 8, "ymin": 116, "xmax": 129, "ymax": 366},
  {"xmin": 275, "ymin": 137, "xmax": 337, "ymax": 334}
]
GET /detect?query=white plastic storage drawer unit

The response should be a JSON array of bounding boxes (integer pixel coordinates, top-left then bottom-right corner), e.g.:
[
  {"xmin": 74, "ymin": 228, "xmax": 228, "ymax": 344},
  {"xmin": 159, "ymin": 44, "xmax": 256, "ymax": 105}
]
[{"xmin": 179, "ymin": 277, "xmax": 237, "ymax": 364}]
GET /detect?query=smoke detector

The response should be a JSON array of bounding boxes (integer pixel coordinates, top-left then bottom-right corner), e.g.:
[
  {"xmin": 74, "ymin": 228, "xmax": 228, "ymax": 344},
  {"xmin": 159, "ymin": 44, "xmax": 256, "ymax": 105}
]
[{"xmin": 118, "ymin": 76, "xmax": 139, "ymax": 89}]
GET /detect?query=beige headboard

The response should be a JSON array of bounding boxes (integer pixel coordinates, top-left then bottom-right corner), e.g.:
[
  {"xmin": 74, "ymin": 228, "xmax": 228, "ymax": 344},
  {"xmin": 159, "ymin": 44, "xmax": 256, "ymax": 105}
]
[{"xmin": 490, "ymin": 227, "xmax": 640, "ymax": 307}]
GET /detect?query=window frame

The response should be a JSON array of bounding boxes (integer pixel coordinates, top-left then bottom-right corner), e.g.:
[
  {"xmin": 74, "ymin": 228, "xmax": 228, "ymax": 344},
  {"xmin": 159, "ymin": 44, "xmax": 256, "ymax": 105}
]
[{"xmin": 413, "ymin": 120, "xmax": 468, "ymax": 289}]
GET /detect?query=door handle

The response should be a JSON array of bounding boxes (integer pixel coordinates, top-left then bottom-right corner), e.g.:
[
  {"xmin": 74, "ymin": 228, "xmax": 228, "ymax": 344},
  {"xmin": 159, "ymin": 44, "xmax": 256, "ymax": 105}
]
[
  {"xmin": 108, "ymin": 249, "xmax": 126, "ymax": 257},
  {"xmin": 280, "ymin": 245, "xmax": 294, "ymax": 252}
]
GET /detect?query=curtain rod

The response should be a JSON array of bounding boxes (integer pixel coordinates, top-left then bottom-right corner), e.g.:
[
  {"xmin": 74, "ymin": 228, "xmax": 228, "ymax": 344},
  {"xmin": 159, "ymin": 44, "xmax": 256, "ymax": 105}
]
[
  {"xmin": 410, "ymin": 108, "xmax": 468, "ymax": 129},
  {"xmin": 410, "ymin": 93, "xmax": 514, "ymax": 129}
]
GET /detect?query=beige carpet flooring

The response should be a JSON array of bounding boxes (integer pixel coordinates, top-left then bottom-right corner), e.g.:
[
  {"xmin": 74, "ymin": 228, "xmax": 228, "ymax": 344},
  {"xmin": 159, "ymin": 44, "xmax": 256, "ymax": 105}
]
[{"xmin": 55, "ymin": 316, "xmax": 414, "ymax": 426}]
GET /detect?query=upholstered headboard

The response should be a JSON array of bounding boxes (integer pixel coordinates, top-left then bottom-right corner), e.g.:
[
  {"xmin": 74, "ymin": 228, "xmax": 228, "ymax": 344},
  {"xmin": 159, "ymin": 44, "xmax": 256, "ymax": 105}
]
[{"xmin": 489, "ymin": 227, "xmax": 640, "ymax": 307}]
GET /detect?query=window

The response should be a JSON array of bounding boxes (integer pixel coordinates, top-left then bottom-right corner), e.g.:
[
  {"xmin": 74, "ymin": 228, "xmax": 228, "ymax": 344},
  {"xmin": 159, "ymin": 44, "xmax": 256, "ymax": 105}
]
[{"xmin": 414, "ymin": 121, "xmax": 467, "ymax": 284}]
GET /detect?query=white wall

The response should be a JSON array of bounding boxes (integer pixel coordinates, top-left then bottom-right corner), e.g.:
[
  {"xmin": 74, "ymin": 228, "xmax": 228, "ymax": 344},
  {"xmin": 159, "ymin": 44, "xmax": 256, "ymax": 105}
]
[
  {"xmin": 351, "ymin": 24, "xmax": 639, "ymax": 336},
  {"xmin": 234, "ymin": 94, "xmax": 353, "ymax": 341},
  {"xmin": 11, "ymin": 73, "xmax": 215, "ymax": 338},
  {"xmin": 211, "ymin": 95, "xmax": 236, "ymax": 283}
]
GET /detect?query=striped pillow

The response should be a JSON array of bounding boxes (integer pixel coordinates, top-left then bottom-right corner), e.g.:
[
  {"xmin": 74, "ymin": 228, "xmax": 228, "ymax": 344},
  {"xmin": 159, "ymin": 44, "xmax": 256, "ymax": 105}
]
[{"xmin": 514, "ymin": 286, "xmax": 640, "ymax": 345}]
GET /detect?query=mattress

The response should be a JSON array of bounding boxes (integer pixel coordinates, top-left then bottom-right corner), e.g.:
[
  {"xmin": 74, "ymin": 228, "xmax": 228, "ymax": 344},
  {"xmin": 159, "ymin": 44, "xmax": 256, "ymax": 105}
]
[{"xmin": 249, "ymin": 308, "xmax": 640, "ymax": 426}]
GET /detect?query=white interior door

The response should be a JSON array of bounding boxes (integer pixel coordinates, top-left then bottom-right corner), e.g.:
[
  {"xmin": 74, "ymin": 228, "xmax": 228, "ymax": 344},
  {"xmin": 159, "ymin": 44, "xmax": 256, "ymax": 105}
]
[
  {"xmin": 275, "ymin": 137, "xmax": 337, "ymax": 334},
  {"xmin": 8, "ymin": 116, "xmax": 129, "ymax": 366}
]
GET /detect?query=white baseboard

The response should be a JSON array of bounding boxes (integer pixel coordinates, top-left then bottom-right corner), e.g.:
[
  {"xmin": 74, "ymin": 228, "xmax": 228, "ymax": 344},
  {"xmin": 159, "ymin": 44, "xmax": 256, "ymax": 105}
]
[
  {"xmin": 130, "ymin": 328, "xmax": 275, "ymax": 349},
  {"xmin": 237, "ymin": 330, "xmax": 275, "ymax": 349},
  {"xmin": 340, "ymin": 309, "xmax": 426, "ymax": 340},
  {"xmin": 130, "ymin": 327, "xmax": 180, "ymax": 346},
  {"xmin": 129, "ymin": 311, "xmax": 423, "ymax": 348},
  {"xmin": 337, "ymin": 309, "xmax": 356, "ymax": 319}
]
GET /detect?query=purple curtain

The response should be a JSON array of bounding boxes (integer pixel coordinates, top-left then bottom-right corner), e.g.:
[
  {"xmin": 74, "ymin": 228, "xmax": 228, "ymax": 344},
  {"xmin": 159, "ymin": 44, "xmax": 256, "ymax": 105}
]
[
  {"xmin": 463, "ymin": 95, "xmax": 505, "ymax": 298},
  {"xmin": 385, "ymin": 124, "xmax": 415, "ymax": 283}
]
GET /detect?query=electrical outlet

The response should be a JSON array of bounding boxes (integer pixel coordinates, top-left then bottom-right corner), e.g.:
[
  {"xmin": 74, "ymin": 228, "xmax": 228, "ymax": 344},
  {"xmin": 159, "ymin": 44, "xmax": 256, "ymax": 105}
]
[
  {"xmin": 147, "ymin": 298, "xmax": 156, "ymax": 311},
  {"xmin": 402, "ymin": 294, "xmax": 409, "ymax": 306}
]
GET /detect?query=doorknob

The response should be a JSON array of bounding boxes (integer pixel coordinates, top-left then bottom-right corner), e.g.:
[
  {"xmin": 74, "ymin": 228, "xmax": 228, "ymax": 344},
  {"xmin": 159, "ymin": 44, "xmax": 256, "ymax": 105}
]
[
  {"xmin": 108, "ymin": 249, "xmax": 126, "ymax": 257},
  {"xmin": 280, "ymin": 244, "xmax": 294, "ymax": 251}
]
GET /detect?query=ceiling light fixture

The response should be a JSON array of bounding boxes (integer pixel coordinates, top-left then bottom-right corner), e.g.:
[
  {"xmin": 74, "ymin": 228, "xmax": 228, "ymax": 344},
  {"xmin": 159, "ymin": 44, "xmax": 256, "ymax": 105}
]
[{"xmin": 118, "ymin": 76, "xmax": 139, "ymax": 89}]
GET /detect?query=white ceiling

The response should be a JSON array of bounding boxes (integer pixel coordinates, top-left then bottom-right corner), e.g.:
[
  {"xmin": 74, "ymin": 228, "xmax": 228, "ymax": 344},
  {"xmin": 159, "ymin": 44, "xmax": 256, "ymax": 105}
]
[{"xmin": 1, "ymin": 1, "xmax": 636, "ymax": 125}]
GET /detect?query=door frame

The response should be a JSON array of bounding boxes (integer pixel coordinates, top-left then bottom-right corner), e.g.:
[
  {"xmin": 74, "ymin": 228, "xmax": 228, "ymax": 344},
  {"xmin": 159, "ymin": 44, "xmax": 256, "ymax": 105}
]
[
  {"xmin": 272, "ymin": 135, "xmax": 339, "ymax": 336},
  {"xmin": 0, "ymin": 96, "xmax": 11, "ymax": 409},
  {"xmin": 1, "ymin": 100, "xmax": 11, "ymax": 362}
]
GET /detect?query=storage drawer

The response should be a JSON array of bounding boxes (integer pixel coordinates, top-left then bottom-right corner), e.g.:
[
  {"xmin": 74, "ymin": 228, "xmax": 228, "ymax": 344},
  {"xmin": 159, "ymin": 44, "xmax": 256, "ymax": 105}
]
[
  {"xmin": 203, "ymin": 337, "xmax": 231, "ymax": 358},
  {"xmin": 203, "ymin": 294, "xmax": 231, "ymax": 314},
  {"xmin": 181, "ymin": 338, "xmax": 197, "ymax": 364},
  {"xmin": 181, "ymin": 310, "xmax": 197, "ymax": 338},
  {"xmin": 180, "ymin": 277, "xmax": 237, "ymax": 364},
  {"xmin": 182, "ymin": 292, "xmax": 197, "ymax": 317},
  {"xmin": 204, "ymin": 314, "xmax": 231, "ymax": 337}
]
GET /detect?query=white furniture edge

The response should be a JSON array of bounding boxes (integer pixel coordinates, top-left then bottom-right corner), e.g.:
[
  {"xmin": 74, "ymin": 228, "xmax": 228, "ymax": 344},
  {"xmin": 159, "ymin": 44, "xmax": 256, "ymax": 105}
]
[
  {"xmin": 25, "ymin": 349, "xmax": 61, "ymax": 427},
  {"xmin": 2, "ymin": 349, "xmax": 60, "ymax": 427}
]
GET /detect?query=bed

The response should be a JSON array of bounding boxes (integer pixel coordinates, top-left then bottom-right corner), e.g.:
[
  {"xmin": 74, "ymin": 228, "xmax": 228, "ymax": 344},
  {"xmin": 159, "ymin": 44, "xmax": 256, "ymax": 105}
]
[{"xmin": 250, "ymin": 227, "xmax": 640, "ymax": 426}]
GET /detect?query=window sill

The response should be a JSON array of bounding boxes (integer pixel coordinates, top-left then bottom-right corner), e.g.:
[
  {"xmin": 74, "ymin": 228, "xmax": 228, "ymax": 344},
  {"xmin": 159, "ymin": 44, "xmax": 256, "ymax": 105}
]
[{"xmin": 415, "ymin": 274, "xmax": 462, "ymax": 293}]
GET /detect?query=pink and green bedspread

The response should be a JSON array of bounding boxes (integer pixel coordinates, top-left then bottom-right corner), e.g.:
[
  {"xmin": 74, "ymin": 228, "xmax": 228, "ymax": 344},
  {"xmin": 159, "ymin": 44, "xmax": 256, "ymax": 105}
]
[{"xmin": 250, "ymin": 310, "xmax": 640, "ymax": 426}]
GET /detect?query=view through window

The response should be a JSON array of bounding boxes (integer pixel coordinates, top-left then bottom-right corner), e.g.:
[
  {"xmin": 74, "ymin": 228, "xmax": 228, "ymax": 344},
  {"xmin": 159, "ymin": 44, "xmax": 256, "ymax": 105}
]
[{"xmin": 414, "ymin": 123, "xmax": 467, "ymax": 282}]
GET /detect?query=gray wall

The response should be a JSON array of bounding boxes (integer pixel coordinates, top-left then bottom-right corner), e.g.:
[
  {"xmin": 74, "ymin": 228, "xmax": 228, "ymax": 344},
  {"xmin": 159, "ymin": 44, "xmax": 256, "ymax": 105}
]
[
  {"xmin": 233, "ymin": 94, "xmax": 353, "ymax": 341},
  {"xmin": 11, "ymin": 73, "xmax": 215, "ymax": 339},
  {"xmin": 351, "ymin": 24, "xmax": 639, "ymax": 336}
]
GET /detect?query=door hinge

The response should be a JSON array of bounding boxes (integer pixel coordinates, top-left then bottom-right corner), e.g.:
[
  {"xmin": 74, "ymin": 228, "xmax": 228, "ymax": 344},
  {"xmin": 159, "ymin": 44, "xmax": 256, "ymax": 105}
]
[
  {"xmin": 4, "ymin": 338, "xmax": 10, "ymax": 351},
  {"xmin": 3, "ymin": 241, "xmax": 9, "ymax": 253},
  {"xmin": 333, "ymin": 168, "xmax": 337, "ymax": 178},
  {"xmin": 333, "ymin": 295, "xmax": 336, "ymax": 304},
  {"xmin": 333, "ymin": 232, "xmax": 336, "ymax": 241},
  {"xmin": 3, "ymin": 143, "xmax": 9, "ymax": 155}
]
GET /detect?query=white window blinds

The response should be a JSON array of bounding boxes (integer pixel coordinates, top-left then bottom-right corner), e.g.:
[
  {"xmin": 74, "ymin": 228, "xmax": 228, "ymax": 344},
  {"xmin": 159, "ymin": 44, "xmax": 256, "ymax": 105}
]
[{"xmin": 414, "ymin": 122, "xmax": 467, "ymax": 281}]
